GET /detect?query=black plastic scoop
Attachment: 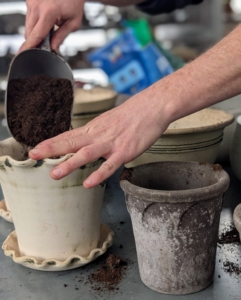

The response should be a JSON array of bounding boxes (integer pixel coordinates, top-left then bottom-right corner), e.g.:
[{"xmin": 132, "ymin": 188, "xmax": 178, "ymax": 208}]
[{"xmin": 5, "ymin": 30, "xmax": 74, "ymax": 138}]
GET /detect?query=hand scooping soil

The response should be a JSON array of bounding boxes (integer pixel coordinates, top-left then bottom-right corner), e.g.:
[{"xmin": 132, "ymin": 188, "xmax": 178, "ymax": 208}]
[{"xmin": 7, "ymin": 74, "xmax": 73, "ymax": 147}]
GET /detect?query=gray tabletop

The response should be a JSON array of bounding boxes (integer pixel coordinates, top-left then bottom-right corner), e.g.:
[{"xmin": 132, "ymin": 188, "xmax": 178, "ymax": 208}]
[{"xmin": 0, "ymin": 123, "xmax": 240, "ymax": 300}]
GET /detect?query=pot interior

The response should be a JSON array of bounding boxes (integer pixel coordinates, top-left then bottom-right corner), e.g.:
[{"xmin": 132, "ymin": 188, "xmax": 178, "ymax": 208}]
[
  {"xmin": 128, "ymin": 162, "xmax": 223, "ymax": 191},
  {"xmin": 0, "ymin": 138, "xmax": 30, "ymax": 161}
]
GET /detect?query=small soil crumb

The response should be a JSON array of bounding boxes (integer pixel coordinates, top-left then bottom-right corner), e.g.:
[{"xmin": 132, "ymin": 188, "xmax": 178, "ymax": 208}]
[
  {"xmin": 212, "ymin": 164, "xmax": 223, "ymax": 172},
  {"xmin": 218, "ymin": 226, "xmax": 240, "ymax": 245},
  {"xmin": 120, "ymin": 221, "xmax": 126, "ymax": 225},
  {"xmin": 88, "ymin": 254, "xmax": 127, "ymax": 291},
  {"xmin": 223, "ymin": 260, "xmax": 241, "ymax": 276},
  {"xmin": 199, "ymin": 162, "xmax": 223, "ymax": 171},
  {"xmin": 120, "ymin": 168, "xmax": 133, "ymax": 182},
  {"xmin": 119, "ymin": 245, "xmax": 123, "ymax": 249},
  {"xmin": 8, "ymin": 74, "xmax": 73, "ymax": 147},
  {"xmin": 64, "ymin": 284, "xmax": 68, "ymax": 287}
]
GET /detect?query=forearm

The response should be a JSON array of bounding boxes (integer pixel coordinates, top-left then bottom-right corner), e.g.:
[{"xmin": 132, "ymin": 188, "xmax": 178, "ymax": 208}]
[
  {"xmin": 149, "ymin": 24, "xmax": 241, "ymax": 124},
  {"xmin": 87, "ymin": 0, "xmax": 144, "ymax": 7}
]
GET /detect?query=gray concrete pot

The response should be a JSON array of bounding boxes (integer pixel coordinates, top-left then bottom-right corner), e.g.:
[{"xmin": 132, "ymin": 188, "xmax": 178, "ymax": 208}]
[{"xmin": 120, "ymin": 161, "xmax": 230, "ymax": 295}]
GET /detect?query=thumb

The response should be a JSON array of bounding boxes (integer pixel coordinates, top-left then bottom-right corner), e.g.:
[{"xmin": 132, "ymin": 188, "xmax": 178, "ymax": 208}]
[{"xmin": 51, "ymin": 19, "xmax": 81, "ymax": 51}]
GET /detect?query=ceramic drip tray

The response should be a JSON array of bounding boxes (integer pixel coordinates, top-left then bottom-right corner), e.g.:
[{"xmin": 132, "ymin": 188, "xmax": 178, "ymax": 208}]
[{"xmin": 2, "ymin": 224, "xmax": 114, "ymax": 271}]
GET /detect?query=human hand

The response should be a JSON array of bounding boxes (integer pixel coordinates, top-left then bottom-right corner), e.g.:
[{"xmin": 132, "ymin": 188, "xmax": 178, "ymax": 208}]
[
  {"xmin": 29, "ymin": 88, "xmax": 171, "ymax": 188},
  {"xmin": 20, "ymin": 0, "xmax": 85, "ymax": 52}
]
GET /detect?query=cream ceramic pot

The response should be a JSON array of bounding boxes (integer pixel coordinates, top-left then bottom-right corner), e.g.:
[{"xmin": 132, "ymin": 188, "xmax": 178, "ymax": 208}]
[
  {"xmin": 126, "ymin": 108, "xmax": 234, "ymax": 168},
  {"xmin": 0, "ymin": 138, "xmax": 105, "ymax": 261}
]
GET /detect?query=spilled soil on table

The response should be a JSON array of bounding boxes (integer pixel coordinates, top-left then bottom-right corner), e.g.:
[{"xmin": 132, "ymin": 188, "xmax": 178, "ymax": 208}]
[{"xmin": 88, "ymin": 254, "xmax": 128, "ymax": 291}]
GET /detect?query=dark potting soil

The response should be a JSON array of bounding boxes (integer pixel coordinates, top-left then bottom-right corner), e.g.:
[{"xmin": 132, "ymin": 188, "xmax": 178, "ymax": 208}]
[
  {"xmin": 7, "ymin": 74, "xmax": 73, "ymax": 147},
  {"xmin": 88, "ymin": 254, "xmax": 127, "ymax": 291},
  {"xmin": 223, "ymin": 260, "xmax": 241, "ymax": 276},
  {"xmin": 218, "ymin": 226, "xmax": 240, "ymax": 245},
  {"xmin": 120, "ymin": 168, "xmax": 133, "ymax": 182}
]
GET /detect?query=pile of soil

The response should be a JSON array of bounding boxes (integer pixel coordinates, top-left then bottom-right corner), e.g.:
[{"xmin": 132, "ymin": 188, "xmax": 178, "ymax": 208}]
[
  {"xmin": 218, "ymin": 226, "xmax": 240, "ymax": 245},
  {"xmin": 88, "ymin": 254, "xmax": 127, "ymax": 291},
  {"xmin": 120, "ymin": 168, "xmax": 133, "ymax": 182},
  {"xmin": 7, "ymin": 74, "xmax": 73, "ymax": 147},
  {"xmin": 223, "ymin": 260, "xmax": 241, "ymax": 276}
]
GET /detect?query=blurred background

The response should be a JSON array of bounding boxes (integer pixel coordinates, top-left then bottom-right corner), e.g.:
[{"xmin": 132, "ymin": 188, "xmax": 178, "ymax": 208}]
[{"xmin": 0, "ymin": 0, "xmax": 241, "ymax": 108}]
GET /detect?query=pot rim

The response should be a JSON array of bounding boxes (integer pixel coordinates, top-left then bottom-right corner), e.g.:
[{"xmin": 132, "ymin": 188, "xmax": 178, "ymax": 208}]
[
  {"xmin": 0, "ymin": 153, "xmax": 104, "ymax": 168},
  {"xmin": 120, "ymin": 161, "xmax": 230, "ymax": 203},
  {"xmin": 233, "ymin": 203, "xmax": 241, "ymax": 233},
  {"xmin": 163, "ymin": 108, "xmax": 234, "ymax": 135}
]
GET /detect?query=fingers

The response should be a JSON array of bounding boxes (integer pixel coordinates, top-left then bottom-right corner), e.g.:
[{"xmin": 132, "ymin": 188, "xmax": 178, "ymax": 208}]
[
  {"xmin": 50, "ymin": 142, "xmax": 112, "ymax": 180},
  {"xmin": 36, "ymin": 128, "xmax": 85, "ymax": 146},
  {"xmin": 25, "ymin": 10, "xmax": 39, "ymax": 39},
  {"xmin": 29, "ymin": 133, "xmax": 92, "ymax": 160},
  {"xmin": 83, "ymin": 153, "xmax": 124, "ymax": 188},
  {"xmin": 20, "ymin": 15, "xmax": 55, "ymax": 51},
  {"xmin": 51, "ymin": 19, "xmax": 81, "ymax": 51}
]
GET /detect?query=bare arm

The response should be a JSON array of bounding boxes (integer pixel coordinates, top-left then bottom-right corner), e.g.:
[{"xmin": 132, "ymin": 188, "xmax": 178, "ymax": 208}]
[
  {"xmin": 29, "ymin": 25, "xmax": 241, "ymax": 188},
  {"xmin": 157, "ymin": 24, "xmax": 241, "ymax": 122}
]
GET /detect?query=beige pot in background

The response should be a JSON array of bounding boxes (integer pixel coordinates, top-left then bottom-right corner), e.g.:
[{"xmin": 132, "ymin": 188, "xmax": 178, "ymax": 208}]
[
  {"xmin": 72, "ymin": 111, "xmax": 102, "ymax": 129},
  {"xmin": 230, "ymin": 115, "xmax": 241, "ymax": 181},
  {"xmin": 72, "ymin": 86, "xmax": 117, "ymax": 128},
  {"xmin": 216, "ymin": 108, "xmax": 241, "ymax": 163},
  {"xmin": 73, "ymin": 86, "xmax": 117, "ymax": 114}
]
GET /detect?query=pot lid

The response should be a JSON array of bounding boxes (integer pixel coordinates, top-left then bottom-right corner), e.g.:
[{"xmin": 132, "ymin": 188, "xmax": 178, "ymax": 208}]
[
  {"xmin": 73, "ymin": 87, "xmax": 117, "ymax": 114},
  {"xmin": 74, "ymin": 87, "xmax": 116, "ymax": 104},
  {"xmin": 164, "ymin": 108, "xmax": 234, "ymax": 135}
]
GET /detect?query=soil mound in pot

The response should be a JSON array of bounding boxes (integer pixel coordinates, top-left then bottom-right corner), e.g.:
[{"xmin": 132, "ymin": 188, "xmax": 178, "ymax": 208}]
[{"xmin": 8, "ymin": 74, "xmax": 73, "ymax": 147}]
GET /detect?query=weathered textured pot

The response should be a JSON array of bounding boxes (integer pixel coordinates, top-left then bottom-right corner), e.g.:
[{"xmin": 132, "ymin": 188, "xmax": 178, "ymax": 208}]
[
  {"xmin": 0, "ymin": 138, "xmax": 105, "ymax": 261},
  {"xmin": 233, "ymin": 204, "xmax": 241, "ymax": 242},
  {"xmin": 126, "ymin": 108, "xmax": 234, "ymax": 168},
  {"xmin": 120, "ymin": 161, "xmax": 230, "ymax": 295},
  {"xmin": 230, "ymin": 115, "xmax": 241, "ymax": 181}
]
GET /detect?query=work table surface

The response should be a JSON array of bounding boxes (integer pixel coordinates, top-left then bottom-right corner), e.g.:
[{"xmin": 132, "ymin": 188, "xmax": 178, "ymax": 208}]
[{"xmin": 0, "ymin": 126, "xmax": 240, "ymax": 300}]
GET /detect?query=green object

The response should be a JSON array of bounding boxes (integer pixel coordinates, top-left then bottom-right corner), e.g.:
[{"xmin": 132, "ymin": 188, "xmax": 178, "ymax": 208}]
[
  {"xmin": 156, "ymin": 42, "xmax": 185, "ymax": 70},
  {"xmin": 124, "ymin": 18, "xmax": 153, "ymax": 47},
  {"xmin": 123, "ymin": 18, "xmax": 184, "ymax": 70}
]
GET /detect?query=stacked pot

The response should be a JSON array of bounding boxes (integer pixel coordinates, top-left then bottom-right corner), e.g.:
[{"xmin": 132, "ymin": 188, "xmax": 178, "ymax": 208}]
[
  {"xmin": 72, "ymin": 86, "xmax": 117, "ymax": 128},
  {"xmin": 126, "ymin": 108, "xmax": 234, "ymax": 168}
]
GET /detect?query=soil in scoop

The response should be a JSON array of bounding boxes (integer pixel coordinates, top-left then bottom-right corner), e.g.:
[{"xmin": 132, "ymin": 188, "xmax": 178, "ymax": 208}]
[
  {"xmin": 7, "ymin": 74, "xmax": 73, "ymax": 147},
  {"xmin": 88, "ymin": 254, "xmax": 127, "ymax": 291}
]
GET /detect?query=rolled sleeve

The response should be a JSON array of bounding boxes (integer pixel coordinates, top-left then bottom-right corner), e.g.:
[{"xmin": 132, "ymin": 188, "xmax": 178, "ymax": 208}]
[{"xmin": 137, "ymin": 0, "xmax": 203, "ymax": 15}]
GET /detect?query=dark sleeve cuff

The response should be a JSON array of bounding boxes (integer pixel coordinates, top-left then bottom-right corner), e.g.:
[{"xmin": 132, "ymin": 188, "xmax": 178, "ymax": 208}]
[{"xmin": 137, "ymin": 0, "xmax": 203, "ymax": 15}]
